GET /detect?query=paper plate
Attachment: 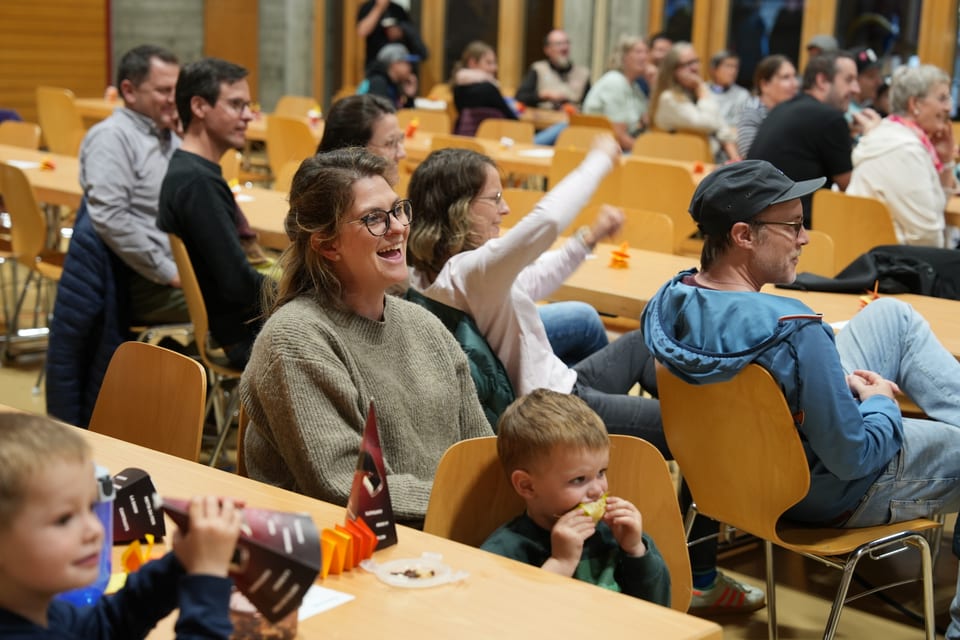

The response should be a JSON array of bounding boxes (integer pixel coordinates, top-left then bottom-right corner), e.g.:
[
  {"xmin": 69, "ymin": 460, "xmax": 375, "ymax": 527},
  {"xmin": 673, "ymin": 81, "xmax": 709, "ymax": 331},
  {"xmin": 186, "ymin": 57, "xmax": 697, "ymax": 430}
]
[{"xmin": 360, "ymin": 553, "xmax": 468, "ymax": 589}]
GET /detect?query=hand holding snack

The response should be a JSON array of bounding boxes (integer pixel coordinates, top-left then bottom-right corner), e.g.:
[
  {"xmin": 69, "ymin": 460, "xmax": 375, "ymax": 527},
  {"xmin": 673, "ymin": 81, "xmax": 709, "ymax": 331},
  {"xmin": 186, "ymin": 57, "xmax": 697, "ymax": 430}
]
[
  {"xmin": 603, "ymin": 496, "xmax": 646, "ymax": 557},
  {"xmin": 172, "ymin": 496, "xmax": 243, "ymax": 577},
  {"xmin": 544, "ymin": 508, "xmax": 596, "ymax": 576}
]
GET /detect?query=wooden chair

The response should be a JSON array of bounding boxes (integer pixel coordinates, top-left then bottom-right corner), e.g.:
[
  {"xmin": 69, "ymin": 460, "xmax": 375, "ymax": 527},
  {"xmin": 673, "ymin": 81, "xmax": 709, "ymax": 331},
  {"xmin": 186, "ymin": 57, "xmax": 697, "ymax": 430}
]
[
  {"xmin": 548, "ymin": 147, "xmax": 621, "ymax": 208},
  {"xmin": 273, "ymin": 94, "xmax": 319, "ymax": 118},
  {"xmin": 272, "ymin": 160, "xmax": 300, "ymax": 194},
  {"xmin": 168, "ymin": 234, "xmax": 244, "ymax": 468},
  {"xmin": 568, "ymin": 204, "xmax": 674, "ymax": 255},
  {"xmin": 219, "ymin": 149, "xmax": 242, "ymax": 184},
  {"xmin": 89, "ymin": 342, "xmax": 207, "ymax": 462},
  {"xmin": 555, "ymin": 125, "xmax": 613, "ymax": 150},
  {"xmin": 501, "ymin": 187, "xmax": 545, "ymax": 226},
  {"xmin": 619, "ymin": 158, "xmax": 699, "ymax": 255},
  {"xmin": 476, "ymin": 118, "xmax": 535, "ymax": 144},
  {"xmin": 423, "ymin": 434, "xmax": 692, "ymax": 612},
  {"xmin": 425, "ymin": 83, "xmax": 458, "ymax": 130},
  {"xmin": 35, "ymin": 86, "xmax": 86, "ymax": 156},
  {"xmin": 797, "ymin": 229, "xmax": 836, "ymax": 277},
  {"xmin": 397, "ymin": 108, "xmax": 451, "ymax": 134},
  {"xmin": 656, "ymin": 363, "xmax": 940, "ymax": 640},
  {"xmin": 812, "ymin": 190, "xmax": 898, "ymax": 273},
  {"xmin": 632, "ymin": 130, "xmax": 712, "ymax": 163},
  {"xmin": 0, "ymin": 121, "xmax": 42, "ymax": 149},
  {"xmin": 428, "ymin": 133, "xmax": 485, "ymax": 154},
  {"xmin": 1, "ymin": 163, "xmax": 65, "ymax": 359},
  {"xmin": 569, "ymin": 112, "xmax": 615, "ymax": 132},
  {"xmin": 329, "ymin": 85, "xmax": 357, "ymax": 106},
  {"xmin": 265, "ymin": 115, "xmax": 318, "ymax": 179}
]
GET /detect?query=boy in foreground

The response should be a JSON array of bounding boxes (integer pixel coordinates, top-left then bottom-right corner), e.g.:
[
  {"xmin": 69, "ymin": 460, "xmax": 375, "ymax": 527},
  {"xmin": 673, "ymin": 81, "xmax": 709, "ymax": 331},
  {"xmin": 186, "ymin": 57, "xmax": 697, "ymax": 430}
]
[
  {"xmin": 0, "ymin": 413, "xmax": 241, "ymax": 639},
  {"xmin": 481, "ymin": 389, "xmax": 671, "ymax": 606}
]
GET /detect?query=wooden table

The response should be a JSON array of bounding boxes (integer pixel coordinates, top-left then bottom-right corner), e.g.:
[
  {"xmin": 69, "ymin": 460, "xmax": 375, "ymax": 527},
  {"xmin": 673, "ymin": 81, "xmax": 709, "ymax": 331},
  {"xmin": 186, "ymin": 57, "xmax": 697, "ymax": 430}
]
[
  {"xmin": 0, "ymin": 144, "xmax": 82, "ymax": 208},
  {"xmin": 403, "ymin": 132, "xmax": 555, "ymax": 176},
  {"xmin": 549, "ymin": 243, "xmax": 960, "ymax": 358},
  {"xmin": 59, "ymin": 425, "xmax": 721, "ymax": 640},
  {"xmin": 234, "ymin": 185, "xmax": 290, "ymax": 251}
]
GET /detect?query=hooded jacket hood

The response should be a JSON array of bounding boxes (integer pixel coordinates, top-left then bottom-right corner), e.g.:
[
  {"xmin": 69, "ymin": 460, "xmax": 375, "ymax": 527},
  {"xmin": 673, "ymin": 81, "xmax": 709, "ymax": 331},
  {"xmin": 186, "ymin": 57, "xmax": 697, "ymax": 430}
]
[{"xmin": 642, "ymin": 269, "xmax": 827, "ymax": 384}]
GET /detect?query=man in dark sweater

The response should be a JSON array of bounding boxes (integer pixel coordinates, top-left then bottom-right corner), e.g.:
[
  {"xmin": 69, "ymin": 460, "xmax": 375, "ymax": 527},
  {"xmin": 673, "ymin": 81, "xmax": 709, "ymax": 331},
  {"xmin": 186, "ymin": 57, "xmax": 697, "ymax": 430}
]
[
  {"xmin": 157, "ymin": 58, "xmax": 267, "ymax": 369},
  {"xmin": 749, "ymin": 51, "xmax": 872, "ymax": 227}
]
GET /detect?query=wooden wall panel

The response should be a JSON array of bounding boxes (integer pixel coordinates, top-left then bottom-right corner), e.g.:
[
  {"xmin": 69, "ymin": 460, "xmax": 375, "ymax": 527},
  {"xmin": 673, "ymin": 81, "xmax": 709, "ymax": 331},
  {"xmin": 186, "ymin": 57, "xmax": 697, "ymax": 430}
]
[
  {"xmin": 204, "ymin": 0, "xmax": 259, "ymax": 101},
  {"xmin": 0, "ymin": 0, "xmax": 108, "ymax": 124}
]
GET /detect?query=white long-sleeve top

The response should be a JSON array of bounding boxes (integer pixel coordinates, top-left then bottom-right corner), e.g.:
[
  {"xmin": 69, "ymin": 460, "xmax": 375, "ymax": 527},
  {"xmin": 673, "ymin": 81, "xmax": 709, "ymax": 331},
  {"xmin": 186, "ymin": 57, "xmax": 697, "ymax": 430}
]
[
  {"xmin": 409, "ymin": 149, "xmax": 614, "ymax": 396},
  {"xmin": 848, "ymin": 118, "xmax": 948, "ymax": 247}
]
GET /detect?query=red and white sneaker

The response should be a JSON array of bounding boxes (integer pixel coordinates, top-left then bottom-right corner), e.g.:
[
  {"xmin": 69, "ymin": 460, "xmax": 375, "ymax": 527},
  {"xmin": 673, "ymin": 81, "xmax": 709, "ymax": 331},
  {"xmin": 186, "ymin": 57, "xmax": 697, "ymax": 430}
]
[{"xmin": 690, "ymin": 571, "xmax": 766, "ymax": 615}]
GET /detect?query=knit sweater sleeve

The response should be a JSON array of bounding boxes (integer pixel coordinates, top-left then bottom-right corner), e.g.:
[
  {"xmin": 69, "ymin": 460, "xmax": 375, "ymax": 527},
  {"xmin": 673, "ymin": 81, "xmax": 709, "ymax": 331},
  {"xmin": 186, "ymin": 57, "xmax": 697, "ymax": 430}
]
[{"xmin": 615, "ymin": 532, "xmax": 671, "ymax": 607}]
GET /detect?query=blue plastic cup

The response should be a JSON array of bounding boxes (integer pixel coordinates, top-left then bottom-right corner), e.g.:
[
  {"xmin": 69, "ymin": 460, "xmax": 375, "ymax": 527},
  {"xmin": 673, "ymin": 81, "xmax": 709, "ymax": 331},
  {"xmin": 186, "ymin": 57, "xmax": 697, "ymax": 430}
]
[{"xmin": 56, "ymin": 464, "xmax": 115, "ymax": 607}]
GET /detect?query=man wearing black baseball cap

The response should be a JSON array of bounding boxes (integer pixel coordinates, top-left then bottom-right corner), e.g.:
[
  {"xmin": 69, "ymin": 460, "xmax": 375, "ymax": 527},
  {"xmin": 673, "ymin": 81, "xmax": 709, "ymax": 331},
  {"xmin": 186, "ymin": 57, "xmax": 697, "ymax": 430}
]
[{"xmin": 643, "ymin": 160, "xmax": 960, "ymax": 628}]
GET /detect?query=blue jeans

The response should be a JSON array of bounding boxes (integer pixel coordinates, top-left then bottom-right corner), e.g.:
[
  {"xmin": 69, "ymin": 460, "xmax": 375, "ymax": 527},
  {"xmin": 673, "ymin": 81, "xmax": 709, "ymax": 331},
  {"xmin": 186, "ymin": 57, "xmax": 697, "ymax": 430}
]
[
  {"xmin": 534, "ymin": 122, "xmax": 567, "ymax": 146},
  {"xmin": 830, "ymin": 299, "xmax": 960, "ymax": 638},
  {"xmin": 538, "ymin": 301, "xmax": 608, "ymax": 366}
]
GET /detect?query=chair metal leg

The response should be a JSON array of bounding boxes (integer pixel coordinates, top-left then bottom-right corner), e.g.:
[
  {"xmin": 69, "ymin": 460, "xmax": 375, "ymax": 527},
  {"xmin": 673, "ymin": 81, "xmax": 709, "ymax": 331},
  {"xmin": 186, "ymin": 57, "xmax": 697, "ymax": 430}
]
[
  {"xmin": 765, "ymin": 539, "xmax": 778, "ymax": 640},
  {"xmin": 821, "ymin": 533, "xmax": 935, "ymax": 640},
  {"xmin": 208, "ymin": 390, "xmax": 240, "ymax": 469}
]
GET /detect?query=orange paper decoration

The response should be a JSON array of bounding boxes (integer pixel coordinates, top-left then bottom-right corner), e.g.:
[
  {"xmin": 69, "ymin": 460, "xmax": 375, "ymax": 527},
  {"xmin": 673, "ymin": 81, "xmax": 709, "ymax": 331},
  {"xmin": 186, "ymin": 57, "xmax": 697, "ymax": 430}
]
[{"xmin": 608, "ymin": 242, "xmax": 630, "ymax": 269}]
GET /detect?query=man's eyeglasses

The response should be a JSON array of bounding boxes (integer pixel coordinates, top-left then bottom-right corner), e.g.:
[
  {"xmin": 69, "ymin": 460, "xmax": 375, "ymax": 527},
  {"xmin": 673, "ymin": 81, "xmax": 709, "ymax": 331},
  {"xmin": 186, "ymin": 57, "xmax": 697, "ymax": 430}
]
[
  {"xmin": 475, "ymin": 191, "xmax": 503, "ymax": 207},
  {"xmin": 753, "ymin": 220, "xmax": 805, "ymax": 238},
  {"xmin": 348, "ymin": 199, "xmax": 413, "ymax": 237},
  {"xmin": 220, "ymin": 98, "xmax": 253, "ymax": 114}
]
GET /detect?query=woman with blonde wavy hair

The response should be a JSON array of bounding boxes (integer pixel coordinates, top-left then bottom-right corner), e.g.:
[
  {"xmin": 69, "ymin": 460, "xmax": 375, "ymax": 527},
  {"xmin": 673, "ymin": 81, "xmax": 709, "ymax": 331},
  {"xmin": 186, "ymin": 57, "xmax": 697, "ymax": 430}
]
[
  {"xmin": 649, "ymin": 42, "xmax": 739, "ymax": 161},
  {"xmin": 240, "ymin": 147, "xmax": 491, "ymax": 525}
]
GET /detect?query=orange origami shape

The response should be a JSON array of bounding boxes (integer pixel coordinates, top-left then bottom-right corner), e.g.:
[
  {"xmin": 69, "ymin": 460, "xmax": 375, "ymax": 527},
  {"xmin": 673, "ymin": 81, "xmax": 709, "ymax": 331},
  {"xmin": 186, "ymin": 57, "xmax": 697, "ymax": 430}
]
[{"xmin": 608, "ymin": 242, "xmax": 630, "ymax": 269}]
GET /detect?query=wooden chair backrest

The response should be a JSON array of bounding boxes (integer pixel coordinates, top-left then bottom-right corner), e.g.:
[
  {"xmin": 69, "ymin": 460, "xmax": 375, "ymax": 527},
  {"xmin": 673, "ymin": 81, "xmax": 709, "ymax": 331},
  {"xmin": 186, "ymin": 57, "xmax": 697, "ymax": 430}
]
[
  {"xmin": 89, "ymin": 342, "xmax": 207, "ymax": 462},
  {"xmin": 569, "ymin": 112, "xmax": 615, "ymax": 132},
  {"xmin": 219, "ymin": 149, "xmax": 242, "ymax": 184},
  {"xmin": 429, "ymin": 133, "xmax": 485, "ymax": 154},
  {"xmin": 265, "ymin": 115, "xmax": 318, "ymax": 177},
  {"xmin": 548, "ymin": 147, "xmax": 621, "ymax": 208},
  {"xmin": 797, "ymin": 229, "xmax": 836, "ymax": 277},
  {"xmin": 330, "ymin": 85, "xmax": 357, "ymax": 106},
  {"xmin": 619, "ymin": 158, "xmax": 698, "ymax": 253},
  {"xmin": 397, "ymin": 108, "xmax": 451, "ymax": 134},
  {"xmin": 656, "ymin": 363, "xmax": 810, "ymax": 545},
  {"xmin": 272, "ymin": 160, "xmax": 300, "ymax": 194},
  {"xmin": 555, "ymin": 125, "xmax": 613, "ymax": 150},
  {"xmin": 475, "ymin": 118, "xmax": 535, "ymax": 144},
  {"xmin": 632, "ymin": 130, "xmax": 712, "ymax": 163},
  {"xmin": 35, "ymin": 86, "xmax": 85, "ymax": 155},
  {"xmin": 0, "ymin": 162, "xmax": 48, "ymax": 269},
  {"xmin": 423, "ymin": 434, "xmax": 691, "ymax": 611},
  {"xmin": 274, "ymin": 95, "xmax": 318, "ymax": 118},
  {"xmin": 568, "ymin": 204, "xmax": 674, "ymax": 254},
  {"xmin": 501, "ymin": 187, "xmax": 545, "ymax": 226},
  {"xmin": 0, "ymin": 120, "xmax": 42, "ymax": 149},
  {"xmin": 811, "ymin": 189, "xmax": 897, "ymax": 272},
  {"xmin": 168, "ymin": 234, "xmax": 238, "ymax": 378}
]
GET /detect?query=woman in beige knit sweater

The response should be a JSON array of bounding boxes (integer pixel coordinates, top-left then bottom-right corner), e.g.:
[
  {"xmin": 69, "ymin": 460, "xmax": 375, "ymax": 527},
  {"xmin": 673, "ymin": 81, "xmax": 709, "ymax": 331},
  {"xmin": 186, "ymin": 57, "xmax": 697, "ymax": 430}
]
[{"xmin": 239, "ymin": 148, "xmax": 492, "ymax": 525}]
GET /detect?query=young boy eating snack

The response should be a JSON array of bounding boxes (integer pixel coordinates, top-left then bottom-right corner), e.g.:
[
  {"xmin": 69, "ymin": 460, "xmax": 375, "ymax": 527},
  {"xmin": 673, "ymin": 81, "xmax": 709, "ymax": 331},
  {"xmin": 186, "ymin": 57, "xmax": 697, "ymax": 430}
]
[{"xmin": 481, "ymin": 389, "xmax": 670, "ymax": 605}]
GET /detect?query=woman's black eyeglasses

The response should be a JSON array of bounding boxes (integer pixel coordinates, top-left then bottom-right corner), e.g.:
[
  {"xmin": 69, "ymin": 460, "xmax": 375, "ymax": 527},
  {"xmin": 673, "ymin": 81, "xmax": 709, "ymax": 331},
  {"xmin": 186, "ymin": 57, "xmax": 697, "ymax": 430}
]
[{"xmin": 349, "ymin": 199, "xmax": 413, "ymax": 237}]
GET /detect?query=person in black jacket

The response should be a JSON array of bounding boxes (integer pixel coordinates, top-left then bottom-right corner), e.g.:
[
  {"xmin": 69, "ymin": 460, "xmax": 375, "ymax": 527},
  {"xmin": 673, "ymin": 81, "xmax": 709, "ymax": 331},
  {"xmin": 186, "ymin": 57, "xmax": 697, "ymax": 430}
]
[{"xmin": 360, "ymin": 43, "xmax": 419, "ymax": 110}]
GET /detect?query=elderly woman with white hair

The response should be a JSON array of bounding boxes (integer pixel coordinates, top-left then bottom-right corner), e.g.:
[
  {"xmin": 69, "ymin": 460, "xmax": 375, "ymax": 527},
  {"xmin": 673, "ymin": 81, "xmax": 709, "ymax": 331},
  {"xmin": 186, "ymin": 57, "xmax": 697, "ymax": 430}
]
[
  {"xmin": 848, "ymin": 64, "xmax": 958, "ymax": 247},
  {"xmin": 581, "ymin": 35, "xmax": 650, "ymax": 151}
]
